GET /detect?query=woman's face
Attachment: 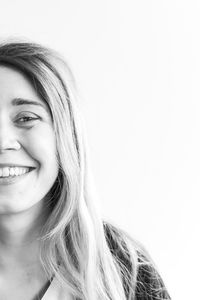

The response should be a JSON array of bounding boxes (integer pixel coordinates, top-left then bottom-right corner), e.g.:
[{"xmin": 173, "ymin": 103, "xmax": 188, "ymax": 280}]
[{"xmin": 0, "ymin": 66, "xmax": 59, "ymax": 215}]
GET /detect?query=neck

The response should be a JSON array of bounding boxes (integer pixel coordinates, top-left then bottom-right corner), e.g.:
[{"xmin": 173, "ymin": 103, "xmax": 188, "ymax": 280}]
[{"xmin": 0, "ymin": 203, "xmax": 47, "ymax": 266}]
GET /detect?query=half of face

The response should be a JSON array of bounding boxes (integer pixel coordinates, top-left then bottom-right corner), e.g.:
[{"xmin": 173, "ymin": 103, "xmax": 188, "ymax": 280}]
[{"xmin": 0, "ymin": 65, "xmax": 59, "ymax": 217}]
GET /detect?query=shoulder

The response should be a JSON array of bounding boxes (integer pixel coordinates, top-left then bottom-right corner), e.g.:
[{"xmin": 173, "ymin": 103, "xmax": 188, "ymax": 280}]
[
  {"xmin": 103, "ymin": 222, "xmax": 171, "ymax": 300},
  {"xmin": 135, "ymin": 252, "xmax": 170, "ymax": 300}
]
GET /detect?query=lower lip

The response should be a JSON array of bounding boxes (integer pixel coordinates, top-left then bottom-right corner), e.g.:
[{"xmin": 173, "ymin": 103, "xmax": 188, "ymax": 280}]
[{"xmin": 0, "ymin": 169, "xmax": 34, "ymax": 185}]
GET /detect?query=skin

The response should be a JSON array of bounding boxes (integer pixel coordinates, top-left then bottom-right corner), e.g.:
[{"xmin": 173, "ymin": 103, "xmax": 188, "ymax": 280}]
[{"xmin": 0, "ymin": 66, "xmax": 60, "ymax": 299}]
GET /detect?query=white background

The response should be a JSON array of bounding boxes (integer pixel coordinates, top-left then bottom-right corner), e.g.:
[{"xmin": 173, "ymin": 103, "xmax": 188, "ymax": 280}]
[{"xmin": 0, "ymin": 1, "xmax": 199, "ymax": 299}]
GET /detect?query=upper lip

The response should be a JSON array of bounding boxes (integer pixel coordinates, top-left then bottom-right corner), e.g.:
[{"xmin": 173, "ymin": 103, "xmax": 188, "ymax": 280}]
[{"xmin": 0, "ymin": 164, "xmax": 36, "ymax": 168}]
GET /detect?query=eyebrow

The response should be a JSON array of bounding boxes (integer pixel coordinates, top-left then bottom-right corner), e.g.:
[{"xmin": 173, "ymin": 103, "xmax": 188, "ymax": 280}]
[{"xmin": 12, "ymin": 98, "xmax": 48, "ymax": 111}]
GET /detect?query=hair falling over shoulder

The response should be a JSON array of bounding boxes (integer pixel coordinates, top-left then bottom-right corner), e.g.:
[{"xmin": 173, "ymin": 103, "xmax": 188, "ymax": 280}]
[{"xmin": 0, "ymin": 39, "xmax": 170, "ymax": 300}]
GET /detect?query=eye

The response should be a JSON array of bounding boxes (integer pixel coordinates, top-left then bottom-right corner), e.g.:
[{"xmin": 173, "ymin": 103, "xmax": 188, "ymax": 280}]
[
  {"xmin": 17, "ymin": 116, "xmax": 38, "ymax": 123},
  {"xmin": 14, "ymin": 112, "xmax": 41, "ymax": 126}
]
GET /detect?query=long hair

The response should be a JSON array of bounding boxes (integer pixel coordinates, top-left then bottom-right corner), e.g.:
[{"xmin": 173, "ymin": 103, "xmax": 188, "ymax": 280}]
[{"xmin": 0, "ymin": 40, "xmax": 159, "ymax": 300}]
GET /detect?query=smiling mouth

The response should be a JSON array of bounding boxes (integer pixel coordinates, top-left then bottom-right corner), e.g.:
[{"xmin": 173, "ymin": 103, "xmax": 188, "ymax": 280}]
[{"xmin": 0, "ymin": 167, "xmax": 35, "ymax": 178}]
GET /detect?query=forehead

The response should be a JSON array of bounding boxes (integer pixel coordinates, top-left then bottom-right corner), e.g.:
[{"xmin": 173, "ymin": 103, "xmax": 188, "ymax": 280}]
[{"xmin": 0, "ymin": 65, "xmax": 48, "ymax": 111}]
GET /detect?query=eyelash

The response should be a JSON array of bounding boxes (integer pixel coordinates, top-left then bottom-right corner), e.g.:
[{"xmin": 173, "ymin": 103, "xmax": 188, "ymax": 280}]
[
  {"xmin": 15, "ymin": 115, "xmax": 40, "ymax": 125},
  {"xmin": 17, "ymin": 116, "xmax": 38, "ymax": 122}
]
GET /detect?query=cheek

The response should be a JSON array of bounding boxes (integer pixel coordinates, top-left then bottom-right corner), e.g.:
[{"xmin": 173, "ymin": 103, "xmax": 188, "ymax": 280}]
[
  {"xmin": 22, "ymin": 125, "xmax": 58, "ymax": 174},
  {"xmin": 23, "ymin": 124, "xmax": 57, "ymax": 150}
]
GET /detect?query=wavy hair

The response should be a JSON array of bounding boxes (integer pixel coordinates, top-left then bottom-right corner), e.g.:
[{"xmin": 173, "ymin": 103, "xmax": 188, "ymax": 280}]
[{"xmin": 0, "ymin": 40, "xmax": 165, "ymax": 300}]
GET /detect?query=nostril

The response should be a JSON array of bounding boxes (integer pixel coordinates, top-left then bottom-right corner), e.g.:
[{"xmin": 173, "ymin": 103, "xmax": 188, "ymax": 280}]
[{"xmin": 0, "ymin": 141, "xmax": 21, "ymax": 152}]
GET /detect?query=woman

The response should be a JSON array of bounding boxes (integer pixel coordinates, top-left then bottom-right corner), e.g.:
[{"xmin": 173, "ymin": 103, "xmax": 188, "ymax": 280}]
[{"xmin": 0, "ymin": 40, "xmax": 170, "ymax": 300}]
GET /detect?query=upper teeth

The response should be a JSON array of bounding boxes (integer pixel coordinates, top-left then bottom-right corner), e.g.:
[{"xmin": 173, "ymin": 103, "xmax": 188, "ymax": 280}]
[{"xmin": 0, "ymin": 167, "xmax": 30, "ymax": 177}]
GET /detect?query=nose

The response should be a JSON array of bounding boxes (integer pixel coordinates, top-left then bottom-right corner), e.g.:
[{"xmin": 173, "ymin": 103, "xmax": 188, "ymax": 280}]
[{"xmin": 0, "ymin": 123, "xmax": 21, "ymax": 153}]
